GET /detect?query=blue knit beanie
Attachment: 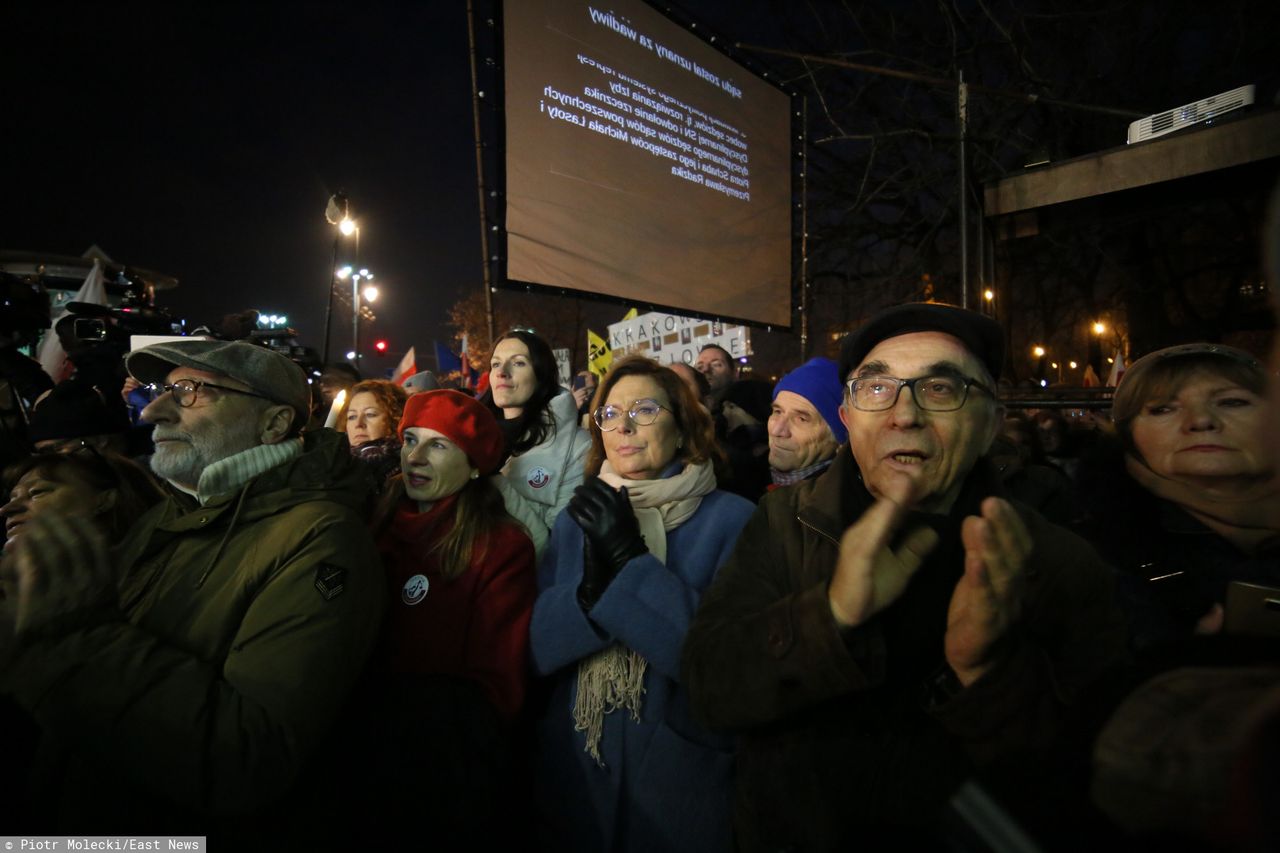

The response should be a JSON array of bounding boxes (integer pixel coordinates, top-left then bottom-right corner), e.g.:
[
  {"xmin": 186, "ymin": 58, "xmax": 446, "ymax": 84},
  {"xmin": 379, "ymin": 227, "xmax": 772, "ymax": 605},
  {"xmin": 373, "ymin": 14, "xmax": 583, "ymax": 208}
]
[{"xmin": 772, "ymin": 357, "xmax": 847, "ymax": 444}]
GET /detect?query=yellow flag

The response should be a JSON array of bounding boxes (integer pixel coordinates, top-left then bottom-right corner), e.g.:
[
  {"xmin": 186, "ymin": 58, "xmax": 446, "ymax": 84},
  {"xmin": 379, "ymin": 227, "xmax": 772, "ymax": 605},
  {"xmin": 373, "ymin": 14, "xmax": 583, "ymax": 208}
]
[
  {"xmin": 587, "ymin": 329, "xmax": 612, "ymax": 377},
  {"xmin": 621, "ymin": 307, "xmax": 638, "ymax": 321}
]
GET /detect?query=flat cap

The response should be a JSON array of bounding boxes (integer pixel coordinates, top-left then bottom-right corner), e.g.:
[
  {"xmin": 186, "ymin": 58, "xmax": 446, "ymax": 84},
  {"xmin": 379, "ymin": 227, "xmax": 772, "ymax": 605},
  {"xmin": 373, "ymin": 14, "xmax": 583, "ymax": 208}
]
[
  {"xmin": 1113, "ymin": 342, "xmax": 1263, "ymax": 415},
  {"xmin": 839, "ymin": 303, "xmax": 1004, "ymax": 381},
  {"xmin": 126, "ymin": 339, "xmax": 310, "ymax": 421}
]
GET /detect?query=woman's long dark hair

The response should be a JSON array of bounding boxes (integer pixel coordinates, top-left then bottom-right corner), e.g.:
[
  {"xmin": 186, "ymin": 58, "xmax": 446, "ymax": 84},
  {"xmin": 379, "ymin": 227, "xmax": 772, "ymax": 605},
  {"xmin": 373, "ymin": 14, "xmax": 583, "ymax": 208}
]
[
  {"xmin": 479, "ymin": 329, "xmax": 560, "ymax": 456},
  {"xmin": 373, "ymin": 473, "xmax": 517, "ymax": 581}
]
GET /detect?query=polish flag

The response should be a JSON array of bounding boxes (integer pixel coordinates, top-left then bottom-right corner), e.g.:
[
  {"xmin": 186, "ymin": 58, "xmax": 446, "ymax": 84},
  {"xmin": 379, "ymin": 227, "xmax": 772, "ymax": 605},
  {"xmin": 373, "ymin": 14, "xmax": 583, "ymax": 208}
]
[
  {"xmin": 459, "ymin": 334, "xmax": 473, "ymax": 389},
  {"xmin": 393, "ymin": 346, "xmax": 417, "ymax": 385},
  {"xmin": 1106, "ymin": 351, "xmax": 1125, "ymax": 387}
]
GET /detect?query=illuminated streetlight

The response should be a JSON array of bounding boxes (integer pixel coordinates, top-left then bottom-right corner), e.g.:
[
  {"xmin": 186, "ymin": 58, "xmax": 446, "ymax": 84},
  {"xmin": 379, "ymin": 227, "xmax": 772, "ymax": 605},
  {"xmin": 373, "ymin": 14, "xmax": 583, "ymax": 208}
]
[
  {"xmin": 336, "ymin": 266, "xmax": 353, "ymax": 280},
  {"xmin": 323, "ymin": 192, "xmax": 357, "ymax": 362},
  {"xmin": 1092, "ymin": 321, "xmax": 1106, "ymax": 336},
  {"xmin": 1032, "ymin": 345, "xmax": 1046, "ymax": 358},
  {"xmin": 1069, "ymin": 360, "xmax": 1078, "ymax": 369},
  {"xmin": 350, "ymin": 268, "xmax": 377, "ymax": 361},
  {"xmin": 983, "ymin": 289, "xmax": 994, "ymax": 302},
  {"xmin": 1051, "ymin": 362, "xmax": 1059, "ymax": 370}
]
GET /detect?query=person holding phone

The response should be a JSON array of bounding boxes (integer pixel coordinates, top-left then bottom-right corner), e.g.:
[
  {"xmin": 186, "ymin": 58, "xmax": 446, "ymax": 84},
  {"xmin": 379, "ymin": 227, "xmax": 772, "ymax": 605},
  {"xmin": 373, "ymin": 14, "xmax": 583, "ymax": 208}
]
[{"xmin": 1079, "ymin": 343, "xmax": 1280, "ymax": 658}]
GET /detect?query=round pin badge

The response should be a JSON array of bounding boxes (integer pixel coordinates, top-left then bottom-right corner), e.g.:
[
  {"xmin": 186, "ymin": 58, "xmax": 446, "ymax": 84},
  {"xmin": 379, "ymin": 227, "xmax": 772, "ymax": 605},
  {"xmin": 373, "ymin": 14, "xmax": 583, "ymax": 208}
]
[
  {"xmin": 528, "ymin": 466, "xmax": 551, "ymax": 489},
  {"xmin": 402, "ymin": 574, "xmax": 429, "ymax": 606}
]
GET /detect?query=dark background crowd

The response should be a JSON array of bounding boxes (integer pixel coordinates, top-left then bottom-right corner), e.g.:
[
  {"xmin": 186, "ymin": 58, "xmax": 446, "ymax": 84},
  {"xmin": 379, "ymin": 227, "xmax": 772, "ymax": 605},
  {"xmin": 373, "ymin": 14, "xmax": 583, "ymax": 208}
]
[{"xmin": 1, "ymin": 216, "xmax": 1278, "ymax": 853}]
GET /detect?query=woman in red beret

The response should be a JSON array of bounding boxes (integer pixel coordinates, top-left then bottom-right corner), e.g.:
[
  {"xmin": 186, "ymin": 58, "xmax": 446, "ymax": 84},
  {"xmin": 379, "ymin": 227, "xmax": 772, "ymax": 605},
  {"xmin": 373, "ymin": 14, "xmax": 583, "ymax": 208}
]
[
  {"xmin": 373, "ymin": 389, "xmax": 536, "ymax": 718},
  {"xmin": 354, "ymin": 389, "xmax": 536, "ymax": 846}
]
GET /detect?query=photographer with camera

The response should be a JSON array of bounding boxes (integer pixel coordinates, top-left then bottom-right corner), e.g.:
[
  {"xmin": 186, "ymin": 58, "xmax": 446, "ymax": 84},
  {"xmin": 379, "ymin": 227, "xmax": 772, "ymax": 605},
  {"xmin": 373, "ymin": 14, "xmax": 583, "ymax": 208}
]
[{"xmin": 0, "ymin": 274, "xmax": 56, "ymax": 465}]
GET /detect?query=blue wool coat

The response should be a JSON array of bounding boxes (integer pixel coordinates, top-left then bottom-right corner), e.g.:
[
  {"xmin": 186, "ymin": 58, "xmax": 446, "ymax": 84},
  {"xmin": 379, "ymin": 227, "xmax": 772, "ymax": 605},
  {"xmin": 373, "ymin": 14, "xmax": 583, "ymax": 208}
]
[{"xmin": 530, "ymin": 488, "xmax": 755, "ymax": 853}]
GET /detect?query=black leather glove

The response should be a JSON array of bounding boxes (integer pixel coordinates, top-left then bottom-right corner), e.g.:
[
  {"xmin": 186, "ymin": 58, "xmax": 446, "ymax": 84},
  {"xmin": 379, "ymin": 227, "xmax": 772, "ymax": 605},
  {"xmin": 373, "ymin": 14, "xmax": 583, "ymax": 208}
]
[{"xmin": 568, "ymin": 477, "xmax": 648, "ymax": 609}]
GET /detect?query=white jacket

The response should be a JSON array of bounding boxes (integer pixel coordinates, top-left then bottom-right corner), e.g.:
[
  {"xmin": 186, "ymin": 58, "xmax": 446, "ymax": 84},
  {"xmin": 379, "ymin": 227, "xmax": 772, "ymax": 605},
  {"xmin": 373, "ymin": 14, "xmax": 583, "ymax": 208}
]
[{"xmin": 493, "ymin": 390, "xmax": 591, "ymax": 557}]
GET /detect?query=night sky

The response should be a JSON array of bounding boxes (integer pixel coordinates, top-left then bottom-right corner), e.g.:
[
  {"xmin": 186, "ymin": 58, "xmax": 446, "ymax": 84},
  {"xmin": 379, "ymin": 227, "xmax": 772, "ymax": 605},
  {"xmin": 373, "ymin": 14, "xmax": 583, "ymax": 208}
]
[
  {"xmin": 5, "ymin": 2, "xmax": 483, "ymax": 367},
  {"xmin": 11, "ymin": 1, "xmax": 1271, "ymax": 375}
]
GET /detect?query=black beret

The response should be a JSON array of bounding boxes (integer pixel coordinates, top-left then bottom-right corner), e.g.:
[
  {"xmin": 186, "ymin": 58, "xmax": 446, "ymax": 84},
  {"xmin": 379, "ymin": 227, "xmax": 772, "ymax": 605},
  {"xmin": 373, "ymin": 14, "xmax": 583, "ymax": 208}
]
[{"xmin": 839, "ymin": 303, "xmax": 1004, "ymax": 382}]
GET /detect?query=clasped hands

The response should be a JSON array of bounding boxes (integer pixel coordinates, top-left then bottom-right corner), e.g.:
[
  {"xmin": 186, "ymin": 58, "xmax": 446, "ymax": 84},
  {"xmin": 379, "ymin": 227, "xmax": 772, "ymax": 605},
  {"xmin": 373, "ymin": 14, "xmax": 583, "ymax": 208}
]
[
  {"xmin": 827, "ymin": 473, "xmax": 1032, "ymax": 688},
  {"xmin": 0, "ymin": 513, "xmax": 115, "ymax": 650},
  {"xmin": 567, "ymin": 477, "xmax": 648, "ymax": 610}
]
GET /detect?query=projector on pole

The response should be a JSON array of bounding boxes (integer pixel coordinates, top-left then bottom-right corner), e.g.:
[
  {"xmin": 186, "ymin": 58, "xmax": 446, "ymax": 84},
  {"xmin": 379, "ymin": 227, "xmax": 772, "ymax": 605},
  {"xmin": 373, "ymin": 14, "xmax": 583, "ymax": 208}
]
[{"xmin": 1127, "ymin": 85, "xmax": 1255, "ymax": 144}]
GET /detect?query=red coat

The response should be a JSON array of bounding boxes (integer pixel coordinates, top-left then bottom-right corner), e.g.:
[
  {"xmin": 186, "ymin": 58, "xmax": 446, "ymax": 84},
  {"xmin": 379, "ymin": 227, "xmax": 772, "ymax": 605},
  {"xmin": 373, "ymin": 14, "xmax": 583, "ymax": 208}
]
[{"xmin": 377, "ymin": 496, "xmax": 536, "ymax": 720}]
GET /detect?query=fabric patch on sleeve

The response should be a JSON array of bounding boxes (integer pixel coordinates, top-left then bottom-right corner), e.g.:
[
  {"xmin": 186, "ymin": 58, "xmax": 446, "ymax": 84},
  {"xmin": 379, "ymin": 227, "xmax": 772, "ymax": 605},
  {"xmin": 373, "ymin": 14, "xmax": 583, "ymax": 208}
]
[{"xmin": 315, "ymin": 564, "xmax": 347, "ymax": 600}]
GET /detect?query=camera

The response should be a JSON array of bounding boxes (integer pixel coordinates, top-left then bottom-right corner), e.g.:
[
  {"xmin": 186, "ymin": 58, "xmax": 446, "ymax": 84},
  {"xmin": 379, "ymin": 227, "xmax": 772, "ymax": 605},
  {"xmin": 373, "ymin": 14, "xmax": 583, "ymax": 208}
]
[{"xmin": 73, "ymin": 317, "xmax": 108, "ymax": 342}]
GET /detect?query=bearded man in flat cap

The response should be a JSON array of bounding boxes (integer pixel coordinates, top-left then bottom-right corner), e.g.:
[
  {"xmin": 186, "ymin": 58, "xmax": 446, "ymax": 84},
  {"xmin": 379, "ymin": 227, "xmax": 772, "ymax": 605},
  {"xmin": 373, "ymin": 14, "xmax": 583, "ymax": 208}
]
[{"xmin": 1, "ymin": 340, "xmax": 384, "ymax": 837}]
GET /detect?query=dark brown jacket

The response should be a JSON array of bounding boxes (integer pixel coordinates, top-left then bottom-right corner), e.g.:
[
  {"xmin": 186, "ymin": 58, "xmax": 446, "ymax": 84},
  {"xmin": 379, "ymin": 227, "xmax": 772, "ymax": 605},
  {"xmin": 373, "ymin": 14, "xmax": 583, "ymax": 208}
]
[{"xmin": 682, "ymin": 445, "xmax": 1127, "ymax": 850}]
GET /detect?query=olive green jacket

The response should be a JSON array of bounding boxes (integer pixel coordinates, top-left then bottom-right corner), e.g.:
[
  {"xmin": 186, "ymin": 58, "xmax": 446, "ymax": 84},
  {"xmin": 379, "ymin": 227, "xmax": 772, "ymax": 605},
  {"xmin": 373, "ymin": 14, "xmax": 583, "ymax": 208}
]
[{"xmin": 4, "ymin": 429, "xmax": 385, "ymax": 827}]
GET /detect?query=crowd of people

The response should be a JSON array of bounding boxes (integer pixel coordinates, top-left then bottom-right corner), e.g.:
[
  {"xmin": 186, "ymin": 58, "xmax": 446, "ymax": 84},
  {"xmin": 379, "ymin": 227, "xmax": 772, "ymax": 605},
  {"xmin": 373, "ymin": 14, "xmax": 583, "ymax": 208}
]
[{"xmin": 0, "ymin": 294, "xmax": 1277, "ymax": 851}]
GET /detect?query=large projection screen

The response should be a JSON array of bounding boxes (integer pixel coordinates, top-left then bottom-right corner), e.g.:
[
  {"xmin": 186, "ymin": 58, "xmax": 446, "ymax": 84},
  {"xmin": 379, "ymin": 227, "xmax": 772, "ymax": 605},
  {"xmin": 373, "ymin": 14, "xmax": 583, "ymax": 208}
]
[{"xmin": 503, "ymin": 0, "xmax": 792, "ymax": 327}]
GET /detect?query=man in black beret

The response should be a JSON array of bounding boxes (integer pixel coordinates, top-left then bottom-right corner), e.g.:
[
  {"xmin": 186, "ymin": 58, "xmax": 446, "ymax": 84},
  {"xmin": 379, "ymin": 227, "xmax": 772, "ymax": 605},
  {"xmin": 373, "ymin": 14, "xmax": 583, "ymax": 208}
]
[{"xmin": 683, "ymin": 303, "xmax": 1126, "ymax": 848}]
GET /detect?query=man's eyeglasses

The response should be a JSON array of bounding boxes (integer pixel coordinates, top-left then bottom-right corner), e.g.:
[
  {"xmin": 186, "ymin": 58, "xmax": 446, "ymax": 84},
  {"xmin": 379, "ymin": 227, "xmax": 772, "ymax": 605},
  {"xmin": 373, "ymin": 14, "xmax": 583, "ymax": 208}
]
[
  {"xmin": 36, "ymin": 438, "xmax": 103, "ymax": 458},
  {"xmin": 845, "ymin": 374, "xmax": 992, "ymax": 412},
  {"xmin": 593, "ymin": 398, "xmax": 670, "ymax": 431},
  {"xmin": 146, "ymin": 379, "xmax": 271, "ymax": 409}
]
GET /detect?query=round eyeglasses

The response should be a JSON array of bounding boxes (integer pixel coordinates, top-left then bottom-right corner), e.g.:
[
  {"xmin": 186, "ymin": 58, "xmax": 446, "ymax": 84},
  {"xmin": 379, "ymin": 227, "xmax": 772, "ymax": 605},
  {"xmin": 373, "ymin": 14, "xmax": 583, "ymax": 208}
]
[
  {"xmin": 845, "ymin": 374, "xmax": 992, "ymax": 412},
  {"xmin": 593, "ymin": 398, "xmax": 671, "ymax": 431},
  {"xmin": 146, "ymin": 379, "xmax": 271, "ymax": 408}
]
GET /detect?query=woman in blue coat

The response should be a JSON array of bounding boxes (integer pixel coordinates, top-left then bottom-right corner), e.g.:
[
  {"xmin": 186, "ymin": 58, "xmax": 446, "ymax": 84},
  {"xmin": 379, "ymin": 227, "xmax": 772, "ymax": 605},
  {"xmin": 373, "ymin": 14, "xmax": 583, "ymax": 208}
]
[{"xmin": 530, "ymin": 356, "xmax": 755, "ymax": 852}]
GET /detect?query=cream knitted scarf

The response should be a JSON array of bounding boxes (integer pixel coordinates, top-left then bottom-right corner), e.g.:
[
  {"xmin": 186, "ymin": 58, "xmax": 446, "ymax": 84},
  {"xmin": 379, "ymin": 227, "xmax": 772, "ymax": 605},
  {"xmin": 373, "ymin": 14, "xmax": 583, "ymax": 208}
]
[{"xmin": 573, "ymin": 460, "xmax": 716, "ymax": 765}]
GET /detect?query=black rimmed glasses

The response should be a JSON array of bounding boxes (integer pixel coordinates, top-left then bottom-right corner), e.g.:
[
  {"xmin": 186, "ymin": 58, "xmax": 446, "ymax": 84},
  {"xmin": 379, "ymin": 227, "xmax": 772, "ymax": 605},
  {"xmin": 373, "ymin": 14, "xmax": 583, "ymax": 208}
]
[
  {"xmin": 846, "ymin": 374, "xmax": 992, "ymax": 412},
  {"xmin": 146, "ymin": 379, "xmax": 271, "ymax": 408},
  {"xmin": 593, "ymin": 398, "xmax": 671, "ymax": 431}
]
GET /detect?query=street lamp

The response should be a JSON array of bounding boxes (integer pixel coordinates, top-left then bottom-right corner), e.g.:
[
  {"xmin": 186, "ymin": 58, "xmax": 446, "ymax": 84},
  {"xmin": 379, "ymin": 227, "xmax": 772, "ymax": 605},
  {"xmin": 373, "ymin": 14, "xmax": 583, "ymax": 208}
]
[
  {"xmin": 340, "ymin": 268, "xmax": 376, "ymax": 362},
  {"xmin": 323, "ymin": 193, "xmax": 358, "ymax": 363},
  {"xmin": 1089, "ymin": 320, "xmax": 1107, "ymax": 377}
]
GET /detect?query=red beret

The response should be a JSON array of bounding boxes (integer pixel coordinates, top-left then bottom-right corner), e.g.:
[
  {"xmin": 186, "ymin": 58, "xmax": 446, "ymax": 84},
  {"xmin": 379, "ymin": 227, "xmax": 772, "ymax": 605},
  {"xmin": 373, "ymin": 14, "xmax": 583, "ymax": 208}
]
[{"xmin": 398, "ymin": 390, "xmax": 504, "ymax": 475}]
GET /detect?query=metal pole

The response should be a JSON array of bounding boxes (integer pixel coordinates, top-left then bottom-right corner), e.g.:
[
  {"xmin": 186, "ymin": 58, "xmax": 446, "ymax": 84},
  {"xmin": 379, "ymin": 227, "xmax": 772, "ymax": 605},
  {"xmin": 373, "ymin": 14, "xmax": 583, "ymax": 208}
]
[
  {"xmin": 322, "ymin": 231, "xmax": 338, "ymax": 363},
  {"xmin": 352, "ymin": 275, "xmax": 360, "ymax": 366},
  {"xmin": 799, "ymin": 96, "xmax": 809, "ymax": 361},
  {"xmin": 467, "ymin": 0, "xmax": 497, "ymax": 347},
  {"xmin": 958, "ymin": 71, "xmax": 969, "ymax": 309}
]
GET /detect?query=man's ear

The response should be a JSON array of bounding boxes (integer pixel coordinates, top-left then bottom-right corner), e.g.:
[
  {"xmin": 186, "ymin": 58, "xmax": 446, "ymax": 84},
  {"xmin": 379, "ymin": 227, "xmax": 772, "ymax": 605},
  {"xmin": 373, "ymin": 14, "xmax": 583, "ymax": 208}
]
[
  {"xmin": 981, "ymin": 403, "xmax": 1006, "ymax": 454},
  {"xmin": 838, "ymin": 396, "xmax": 852, "ymax": 433},
  {"xmin": 259, "ymin": 404, "xmax": 297, "ymax": 445}
]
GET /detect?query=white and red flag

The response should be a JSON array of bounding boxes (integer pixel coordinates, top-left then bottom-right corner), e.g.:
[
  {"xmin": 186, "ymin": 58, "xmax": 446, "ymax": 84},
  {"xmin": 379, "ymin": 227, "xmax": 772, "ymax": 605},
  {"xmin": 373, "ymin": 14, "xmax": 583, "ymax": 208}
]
[
  {"xmin": 38, "ymin": 258, "xmax": 108, "ymax": 383},
  {"xmin": 1106, "ymin": 351, "xmax": 1126, "ymax": 387},
  {"xmin": 393, "ymin": 346, "xmax": 417, "ymax": 386}
]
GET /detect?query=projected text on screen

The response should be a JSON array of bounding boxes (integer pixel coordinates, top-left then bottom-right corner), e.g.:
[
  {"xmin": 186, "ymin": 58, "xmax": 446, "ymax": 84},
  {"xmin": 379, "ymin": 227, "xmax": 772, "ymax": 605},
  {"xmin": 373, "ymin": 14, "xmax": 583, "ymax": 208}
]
[{"xmin": 503, "ymin": 0, "xmax": 792, "ymax": 327}]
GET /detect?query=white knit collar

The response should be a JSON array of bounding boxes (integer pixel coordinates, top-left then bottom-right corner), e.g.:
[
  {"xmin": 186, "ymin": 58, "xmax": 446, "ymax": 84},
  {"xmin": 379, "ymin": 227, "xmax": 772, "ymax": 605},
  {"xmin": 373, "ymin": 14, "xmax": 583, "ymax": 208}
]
[{"xmin": 195, "ymin": 438, "xmax": 304, "ymax": 504}]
